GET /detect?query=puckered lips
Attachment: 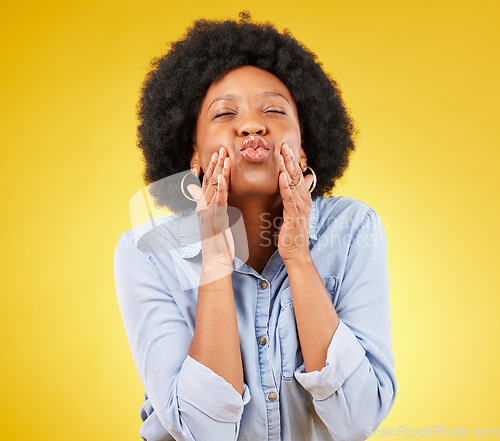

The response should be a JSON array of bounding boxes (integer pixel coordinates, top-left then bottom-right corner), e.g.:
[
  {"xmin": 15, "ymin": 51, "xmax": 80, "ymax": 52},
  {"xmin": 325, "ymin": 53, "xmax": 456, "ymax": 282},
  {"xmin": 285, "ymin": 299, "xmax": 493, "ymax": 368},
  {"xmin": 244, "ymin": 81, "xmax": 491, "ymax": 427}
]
[{"xmin": 239, "ymin": 135, "xmax": 271, "ymax": 162}]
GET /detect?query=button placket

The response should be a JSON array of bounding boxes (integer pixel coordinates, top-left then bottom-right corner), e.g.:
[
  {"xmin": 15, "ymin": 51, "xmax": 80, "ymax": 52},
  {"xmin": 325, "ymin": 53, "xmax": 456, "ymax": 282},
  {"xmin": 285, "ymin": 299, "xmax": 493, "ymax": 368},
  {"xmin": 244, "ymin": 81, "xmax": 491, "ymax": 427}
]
[{"xmin": 254, "ymin": 276, "xmax": 280, "ymax": 439}]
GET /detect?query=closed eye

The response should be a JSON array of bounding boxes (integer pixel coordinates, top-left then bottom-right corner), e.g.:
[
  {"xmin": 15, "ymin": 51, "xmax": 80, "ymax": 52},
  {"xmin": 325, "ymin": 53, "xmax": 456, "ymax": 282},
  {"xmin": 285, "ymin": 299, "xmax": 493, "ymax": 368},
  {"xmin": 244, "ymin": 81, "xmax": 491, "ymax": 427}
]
[
  {"xmin": 214, "ymin": 109, "xmax": 286, "ymax": 118},
  {"xmin": 214, "ymin": 112, "xmax": 236, "ymax": 118}
]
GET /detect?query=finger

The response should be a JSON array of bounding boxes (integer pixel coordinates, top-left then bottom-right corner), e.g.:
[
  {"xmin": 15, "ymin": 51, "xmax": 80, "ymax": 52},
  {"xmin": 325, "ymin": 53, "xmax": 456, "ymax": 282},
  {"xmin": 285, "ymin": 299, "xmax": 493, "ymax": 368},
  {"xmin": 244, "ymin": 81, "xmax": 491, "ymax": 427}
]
[
  {"xmin": 202, "ymin": 151, "xmax": 219, "ymax": 193},
  {"xmin": 211, "ymin": 166, "xmax": 231, "ymax": 237},
  {"xmin": 207, "ymin": 156, "xmax": 227, "ymax": 204},
  {"xmin": 278, "ymin": 166, "xmax": 298, "ymax": 215},
  {"xmin": 280, "ymin": 144, "xmax": 293, "ymax": 187},
  {"xmin": 279, "ymin": 152, "xmax": 293, "ymax": 188},
  {"xmin": 282, "ymin": 143, "xmax": 302, "ymax": 188},
  {"xmin": 221, "ymin": 155, "xmax": 231, "ymax": 191},
  {"xmin": 282, "ymin": 144, "xmax": 312, "ymax": 206},
  {"xmin": 216, "ymin": 173, "xmax": 228, "ymax": 206},
  {"xmin": 204, "ymin": 147, "xmax": 226, "ymax": 205},
  {"xmin": 202, "ymin": 148, "xmax": 224, "ymax": 191},
  {"xmin": 187, "ymin": 183, "xmax": 202, "ymax": 204},
  {"xmin": 302, "ymin": 174, "xmax": 314, "ymax": 194},
  {"xmin": 215, "ymin": 158, "xmax": 230, "ymax": 205},
  {"xmin": 291, "ymin": 163, "xmax": 311, "ymax": 203},
  {"xmin": 189, "ymin": 184, "xmax": 210, "ymax": 217},
  {"xmin": 279, "ymin": 152, "xmax": 302, "ymax": 203}
]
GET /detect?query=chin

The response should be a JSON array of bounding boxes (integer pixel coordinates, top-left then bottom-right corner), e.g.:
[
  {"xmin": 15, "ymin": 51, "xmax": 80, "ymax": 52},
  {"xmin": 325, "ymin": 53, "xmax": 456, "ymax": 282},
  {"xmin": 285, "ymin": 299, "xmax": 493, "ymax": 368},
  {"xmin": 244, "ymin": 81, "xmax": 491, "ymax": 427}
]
[{"xmin": 229, "ymin": 180, "xmax": 279, "ymax": 197}]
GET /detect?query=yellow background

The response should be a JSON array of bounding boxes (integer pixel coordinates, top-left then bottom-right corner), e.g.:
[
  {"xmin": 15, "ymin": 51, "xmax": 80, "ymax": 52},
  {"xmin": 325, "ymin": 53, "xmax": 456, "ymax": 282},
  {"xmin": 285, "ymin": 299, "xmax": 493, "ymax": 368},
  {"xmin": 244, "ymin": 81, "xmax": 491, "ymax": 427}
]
[{"xmin": 1, "ymin": 0, "xmax": 498, "ymax": 439}]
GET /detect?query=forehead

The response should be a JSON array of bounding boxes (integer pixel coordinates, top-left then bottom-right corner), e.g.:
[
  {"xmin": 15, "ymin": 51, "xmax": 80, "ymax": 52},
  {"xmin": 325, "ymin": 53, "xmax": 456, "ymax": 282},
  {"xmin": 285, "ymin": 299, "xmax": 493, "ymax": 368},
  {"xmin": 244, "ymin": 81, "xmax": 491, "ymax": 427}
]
[{"xmin": 200, "ymin": 65, "xmax": 295, "ymax": 107}]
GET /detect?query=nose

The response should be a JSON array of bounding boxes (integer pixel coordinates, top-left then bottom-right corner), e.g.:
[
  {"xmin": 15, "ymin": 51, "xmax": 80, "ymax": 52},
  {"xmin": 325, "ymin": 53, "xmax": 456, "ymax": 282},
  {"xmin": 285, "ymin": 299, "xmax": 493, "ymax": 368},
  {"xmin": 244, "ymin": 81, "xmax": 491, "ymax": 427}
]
[{"xmin": 237, "ymin": 111, "xmax": 267, "ymax": 137}]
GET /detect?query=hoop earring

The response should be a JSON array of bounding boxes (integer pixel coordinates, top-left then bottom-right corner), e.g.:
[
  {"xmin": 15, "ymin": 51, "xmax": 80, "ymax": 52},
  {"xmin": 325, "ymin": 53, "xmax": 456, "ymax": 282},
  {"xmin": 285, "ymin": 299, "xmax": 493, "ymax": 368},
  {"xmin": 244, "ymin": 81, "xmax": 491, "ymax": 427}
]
[
  {"xmin": 180, "ymin": 171, "xmax": 196, "ymax": 201},
  {"xmin": 305, "ymin": 166, "xmax": 317, "ymax": 193}
]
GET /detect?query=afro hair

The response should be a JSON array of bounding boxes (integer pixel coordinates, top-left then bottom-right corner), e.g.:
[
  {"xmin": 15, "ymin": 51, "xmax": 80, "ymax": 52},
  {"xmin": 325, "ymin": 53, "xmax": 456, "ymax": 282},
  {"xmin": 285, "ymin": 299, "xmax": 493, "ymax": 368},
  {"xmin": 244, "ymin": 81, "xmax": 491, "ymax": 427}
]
[{"xmin": 137, "ymin": 11, "xmax": 357, "ymax": 213}]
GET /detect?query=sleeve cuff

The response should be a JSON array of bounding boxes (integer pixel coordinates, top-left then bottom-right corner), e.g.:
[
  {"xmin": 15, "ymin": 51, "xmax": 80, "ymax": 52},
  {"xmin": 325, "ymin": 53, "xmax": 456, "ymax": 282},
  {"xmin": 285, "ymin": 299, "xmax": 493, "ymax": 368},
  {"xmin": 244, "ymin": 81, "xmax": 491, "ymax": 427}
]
[
  {"xmin": 177, "ymin": 355, "xmax": 251, "ymax": 422},
  {"xmin": 294, "ymin": 320, "xmax": 366, "ymax": 401}
]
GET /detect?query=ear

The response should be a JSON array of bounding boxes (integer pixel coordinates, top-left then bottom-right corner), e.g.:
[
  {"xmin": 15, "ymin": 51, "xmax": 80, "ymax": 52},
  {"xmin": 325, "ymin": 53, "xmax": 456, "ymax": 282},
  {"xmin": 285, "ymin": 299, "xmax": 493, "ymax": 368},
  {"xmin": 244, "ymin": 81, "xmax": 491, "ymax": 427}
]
[{"xmin": 190, "ymin": 145, "xmax": 201, "ymax": 177}]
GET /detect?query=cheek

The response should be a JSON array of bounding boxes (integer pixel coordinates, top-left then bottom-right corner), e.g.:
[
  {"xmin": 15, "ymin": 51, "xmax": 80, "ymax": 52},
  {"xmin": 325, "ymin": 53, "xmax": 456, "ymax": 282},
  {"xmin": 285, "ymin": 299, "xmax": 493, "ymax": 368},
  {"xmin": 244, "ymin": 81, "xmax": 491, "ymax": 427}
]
[
  {"xmin": 195, "ymin": 132, "xmax": 218, "ymax": 171},
  {"xmin": 278, "ymin": 124, "xmax": 302, "ymax": 151}
]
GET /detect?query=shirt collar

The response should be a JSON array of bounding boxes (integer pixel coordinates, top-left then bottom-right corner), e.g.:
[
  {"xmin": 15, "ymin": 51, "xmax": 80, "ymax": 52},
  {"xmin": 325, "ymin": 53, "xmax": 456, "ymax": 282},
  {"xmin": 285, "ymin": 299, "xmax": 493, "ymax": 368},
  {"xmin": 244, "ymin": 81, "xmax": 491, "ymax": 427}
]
[{"xmin": 178, "ymin": 197, "xmax": 319, "ymax": 259}]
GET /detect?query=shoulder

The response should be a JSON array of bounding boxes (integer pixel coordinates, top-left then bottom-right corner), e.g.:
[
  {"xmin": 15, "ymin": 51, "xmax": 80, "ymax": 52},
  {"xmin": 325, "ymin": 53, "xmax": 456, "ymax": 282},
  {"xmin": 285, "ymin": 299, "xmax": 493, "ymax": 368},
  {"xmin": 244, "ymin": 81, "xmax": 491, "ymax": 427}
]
[
  {"xmin": 314, "ymin": 194, "xmax": 372, "ymax": 214},
  {"xmin": 114, "ymin": 212, "xmax": 184, "ymax": 264},
  {"xmin": 313, "ymin": 195, "xmax": 380, "ymax": 232}
]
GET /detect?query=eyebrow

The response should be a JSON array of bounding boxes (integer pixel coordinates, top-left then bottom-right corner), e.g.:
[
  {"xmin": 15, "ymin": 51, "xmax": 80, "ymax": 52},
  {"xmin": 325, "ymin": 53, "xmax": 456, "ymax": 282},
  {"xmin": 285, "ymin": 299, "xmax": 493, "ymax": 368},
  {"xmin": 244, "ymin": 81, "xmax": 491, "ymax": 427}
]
[{"xmin": 207, "ymin": 91, "xmax": 290, "ymax": 111}]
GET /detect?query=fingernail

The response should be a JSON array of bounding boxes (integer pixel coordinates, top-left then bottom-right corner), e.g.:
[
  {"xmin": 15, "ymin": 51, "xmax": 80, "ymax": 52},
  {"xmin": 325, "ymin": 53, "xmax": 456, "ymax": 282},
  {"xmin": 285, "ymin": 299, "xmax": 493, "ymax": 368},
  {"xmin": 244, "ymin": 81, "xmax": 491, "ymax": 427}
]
[{"xmin": 219, "ymin": 147, "xmax": 224, "ymax": 158}]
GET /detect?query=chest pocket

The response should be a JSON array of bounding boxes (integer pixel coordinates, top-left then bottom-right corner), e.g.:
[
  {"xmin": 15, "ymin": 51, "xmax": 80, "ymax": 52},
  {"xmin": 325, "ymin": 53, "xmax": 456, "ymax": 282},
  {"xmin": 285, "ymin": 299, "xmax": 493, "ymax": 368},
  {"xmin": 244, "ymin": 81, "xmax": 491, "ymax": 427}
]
[{"xmin": 277, "ymin": 276, "xmax": 338, "ymax": 380}]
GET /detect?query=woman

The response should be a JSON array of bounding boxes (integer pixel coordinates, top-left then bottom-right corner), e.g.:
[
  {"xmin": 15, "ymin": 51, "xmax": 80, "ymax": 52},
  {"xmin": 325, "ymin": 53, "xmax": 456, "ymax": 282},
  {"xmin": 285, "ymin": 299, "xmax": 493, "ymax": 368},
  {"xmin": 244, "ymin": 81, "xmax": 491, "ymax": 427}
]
[{"xmin": 114, "ymin": 12, "xmax": 396, "ymax": 441}]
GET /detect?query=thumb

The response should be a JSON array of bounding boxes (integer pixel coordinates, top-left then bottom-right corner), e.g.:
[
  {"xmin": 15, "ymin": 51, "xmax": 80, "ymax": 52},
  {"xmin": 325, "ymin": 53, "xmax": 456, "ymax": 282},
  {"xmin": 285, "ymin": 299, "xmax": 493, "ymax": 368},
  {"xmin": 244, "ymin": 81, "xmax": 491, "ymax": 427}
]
[
  {"xmin": 304, "ymin": 174, "xmax": 315, "ymax": 192},
  {"xmin": 187, "ymin": 184, "xmax": 202, "ymax": 202}
]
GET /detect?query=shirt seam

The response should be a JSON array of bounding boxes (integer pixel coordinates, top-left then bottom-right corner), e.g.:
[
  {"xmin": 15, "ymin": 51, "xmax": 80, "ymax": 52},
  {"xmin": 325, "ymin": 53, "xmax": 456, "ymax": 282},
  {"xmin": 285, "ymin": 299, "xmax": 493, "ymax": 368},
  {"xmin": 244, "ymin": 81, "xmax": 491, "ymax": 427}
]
[
  {"xmin": 124, "ymin": 232, "xmax": 160, "ymax": 273},
  {"xmin": 350, "ymin": 208, "xmax": 375, "ymax": 244}
]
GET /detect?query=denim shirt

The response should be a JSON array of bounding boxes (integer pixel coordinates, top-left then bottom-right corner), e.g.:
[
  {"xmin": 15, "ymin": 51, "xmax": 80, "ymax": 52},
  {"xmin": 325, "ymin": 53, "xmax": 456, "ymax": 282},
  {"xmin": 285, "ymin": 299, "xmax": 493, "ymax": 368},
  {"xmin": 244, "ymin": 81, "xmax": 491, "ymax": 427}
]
[{"xmin": 114, "ymin": 195, "xmax": 397, "ymax": 441}]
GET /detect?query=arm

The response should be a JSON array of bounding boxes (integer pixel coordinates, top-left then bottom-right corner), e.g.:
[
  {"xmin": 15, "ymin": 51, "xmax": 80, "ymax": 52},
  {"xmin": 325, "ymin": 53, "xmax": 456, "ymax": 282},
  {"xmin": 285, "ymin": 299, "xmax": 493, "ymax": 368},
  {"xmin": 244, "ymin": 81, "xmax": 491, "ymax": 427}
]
[
  {"xmin": 187, "ymin": 147, "xmax": 244, "ymax": 395},
  {"xmin": 291, "ymin": 209, "xmax": 396, "ymax": 441},
  {"xmin": 114, "ymin": 231, "xmax": 249, "ymax": 441},
  {"xmin": 283, "ymin": 255, "xmax": 339, "ymax": 372},
  {"xmin": 188, "ymin": 264, "xmax": 244, "ymax": 395},
  {"xmin": 278, "ymin": 142, "xmax": 340, "ymax": 373},
  {"xmin": 277, "ymin": 145, "xmax": 396, "ymax": 441}
]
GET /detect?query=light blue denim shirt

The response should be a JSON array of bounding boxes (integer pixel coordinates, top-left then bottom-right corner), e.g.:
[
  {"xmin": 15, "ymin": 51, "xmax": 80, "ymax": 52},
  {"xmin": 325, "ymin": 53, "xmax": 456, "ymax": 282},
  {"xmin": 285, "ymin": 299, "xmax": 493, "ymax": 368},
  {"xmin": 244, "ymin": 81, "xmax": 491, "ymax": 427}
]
[{"xmin": 114, "ymin": 195, "xmax": 396, "ymax": 441}]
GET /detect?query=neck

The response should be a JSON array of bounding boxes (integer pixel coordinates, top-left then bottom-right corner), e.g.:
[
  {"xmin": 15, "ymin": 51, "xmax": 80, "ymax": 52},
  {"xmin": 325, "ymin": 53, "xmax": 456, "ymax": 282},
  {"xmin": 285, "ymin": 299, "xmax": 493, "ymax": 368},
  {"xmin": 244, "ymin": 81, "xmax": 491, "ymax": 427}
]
[{"xmin": 228, "ymin": 193, "xmax": 283, "ymax": 273}]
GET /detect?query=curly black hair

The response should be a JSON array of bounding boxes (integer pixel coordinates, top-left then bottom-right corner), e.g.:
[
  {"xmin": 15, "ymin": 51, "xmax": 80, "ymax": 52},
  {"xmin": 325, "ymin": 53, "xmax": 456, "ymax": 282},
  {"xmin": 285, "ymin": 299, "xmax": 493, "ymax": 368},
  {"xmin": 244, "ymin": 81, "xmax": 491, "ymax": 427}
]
[{"xmin": 137, "ymin": 11, "xmax": 357, "ymax": 213}]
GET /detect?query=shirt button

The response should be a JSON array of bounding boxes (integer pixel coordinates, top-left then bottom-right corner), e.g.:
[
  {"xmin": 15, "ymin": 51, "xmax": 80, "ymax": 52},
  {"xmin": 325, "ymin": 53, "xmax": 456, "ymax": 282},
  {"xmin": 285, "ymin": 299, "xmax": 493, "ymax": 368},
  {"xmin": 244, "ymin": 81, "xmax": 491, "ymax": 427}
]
[
  {"xmin": 268, "ymin": 393, "xmax": 277, "ymax": 402},
  {"xmin": 259, "ymin": 280, "xmax": 268, "ymax": 289},
  {"xmin": 259, "ymin": 336, "xmax": 267, "ymax": 345}
]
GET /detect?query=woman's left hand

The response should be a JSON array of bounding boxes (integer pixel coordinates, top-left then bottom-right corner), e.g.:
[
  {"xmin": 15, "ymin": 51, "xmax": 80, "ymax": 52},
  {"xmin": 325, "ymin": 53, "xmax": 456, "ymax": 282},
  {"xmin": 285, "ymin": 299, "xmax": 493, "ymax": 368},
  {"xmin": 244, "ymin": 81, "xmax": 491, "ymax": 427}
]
[{"xmin": 277, "ymin": 142, "xmax": 315, "ymax": 263}]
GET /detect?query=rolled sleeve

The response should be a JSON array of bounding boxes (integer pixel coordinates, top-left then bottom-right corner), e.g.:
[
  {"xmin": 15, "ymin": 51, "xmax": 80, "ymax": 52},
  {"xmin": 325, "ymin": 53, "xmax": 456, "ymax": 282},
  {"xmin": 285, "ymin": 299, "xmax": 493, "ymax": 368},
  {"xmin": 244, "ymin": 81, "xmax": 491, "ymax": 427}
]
[
  {"xmin": 294, "ymin": 320, "xmax": 366, "ymax": 401},
  {"xmin": 178, "ymin": 355, "xmax": 251, "ymax": 423},
  {"xmin": 114, "ymin": 229, "xmax": 250, "ymax": 441},
  {"xmin": 294, "ymin": 207, "xmax": 396, "ymax": 441}
]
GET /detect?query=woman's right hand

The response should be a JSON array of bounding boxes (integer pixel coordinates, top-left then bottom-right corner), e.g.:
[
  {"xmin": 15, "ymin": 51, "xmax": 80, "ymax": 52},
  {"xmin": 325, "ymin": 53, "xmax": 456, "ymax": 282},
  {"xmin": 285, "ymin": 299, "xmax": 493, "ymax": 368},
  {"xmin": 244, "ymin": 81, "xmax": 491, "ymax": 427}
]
[{"xmin": 187, "ymin": 147, "xmax": 235, "ymax": 276}]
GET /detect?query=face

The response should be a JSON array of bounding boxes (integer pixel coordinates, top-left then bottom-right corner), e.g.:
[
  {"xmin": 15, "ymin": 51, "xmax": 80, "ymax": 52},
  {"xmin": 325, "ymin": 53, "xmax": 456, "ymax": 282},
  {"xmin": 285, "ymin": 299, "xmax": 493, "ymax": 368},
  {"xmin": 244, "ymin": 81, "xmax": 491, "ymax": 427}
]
[{"xmin": 191, "ymin": 65, "xmax": 306, "ymax": 197}]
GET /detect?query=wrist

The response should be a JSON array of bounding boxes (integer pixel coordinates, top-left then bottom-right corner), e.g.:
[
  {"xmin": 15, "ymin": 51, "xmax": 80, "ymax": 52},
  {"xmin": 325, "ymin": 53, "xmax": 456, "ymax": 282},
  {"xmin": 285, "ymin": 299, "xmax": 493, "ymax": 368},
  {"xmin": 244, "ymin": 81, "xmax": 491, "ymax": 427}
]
[
  {"xmin": 282, "ymin": 252, "xmax": 313, "ymax": 268},
  {"xmin": 200, "ymin": 231, "xmax": 234, "ymax": 263},
  {"xmin": 200, "ymin": 260, "xmax": 233, "ymax": 287},
  {"xmin": 201, "ymin": 253, "xmax": 233, "ymax": 269}
]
